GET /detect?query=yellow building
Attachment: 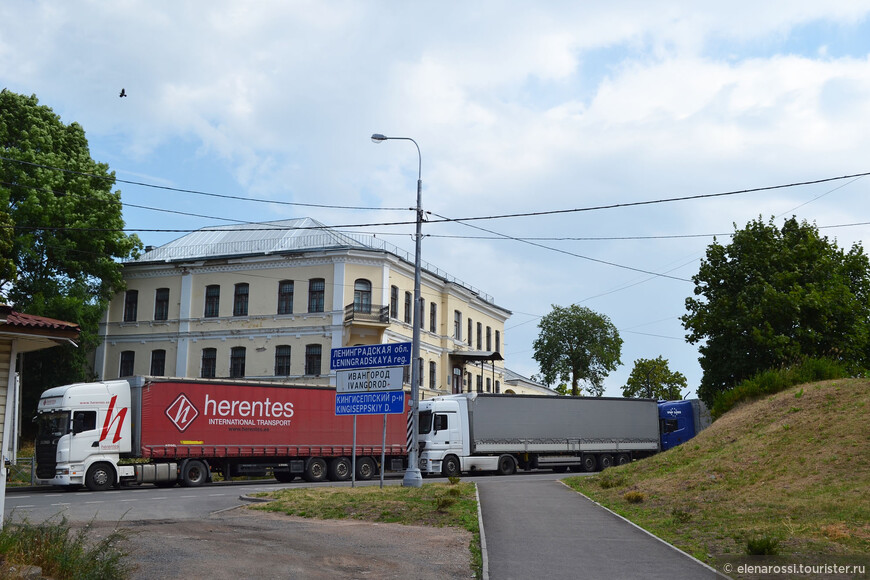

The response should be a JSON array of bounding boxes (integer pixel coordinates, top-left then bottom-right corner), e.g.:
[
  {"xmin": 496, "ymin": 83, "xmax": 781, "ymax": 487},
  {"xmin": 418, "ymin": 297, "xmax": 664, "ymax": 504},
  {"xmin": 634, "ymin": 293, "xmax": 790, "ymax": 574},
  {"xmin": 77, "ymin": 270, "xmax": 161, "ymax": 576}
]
[{"xmin": 94, "ymin": 218, "xmax": 525, "ymax": 399}]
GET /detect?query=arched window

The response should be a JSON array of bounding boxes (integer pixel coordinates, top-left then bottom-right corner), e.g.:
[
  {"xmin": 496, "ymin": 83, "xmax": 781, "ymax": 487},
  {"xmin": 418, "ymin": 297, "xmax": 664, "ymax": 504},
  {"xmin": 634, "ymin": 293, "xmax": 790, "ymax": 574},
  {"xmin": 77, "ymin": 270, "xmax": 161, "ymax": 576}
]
[
  {"xmin": 354, "ymin": 279, "xmax": 372, "ymax": 313},
  {"xmin": 233, "ymin": 283, "xmax": 249, "ymax": 316}
]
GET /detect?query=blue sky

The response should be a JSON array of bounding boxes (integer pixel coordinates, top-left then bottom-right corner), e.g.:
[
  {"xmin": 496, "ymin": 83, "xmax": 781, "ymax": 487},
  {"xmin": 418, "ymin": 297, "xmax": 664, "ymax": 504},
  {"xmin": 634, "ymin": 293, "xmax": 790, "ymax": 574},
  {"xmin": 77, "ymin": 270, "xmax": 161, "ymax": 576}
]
[{"xmin": 3, "ymin": 1, "xmax": 870, "ymax": 396}]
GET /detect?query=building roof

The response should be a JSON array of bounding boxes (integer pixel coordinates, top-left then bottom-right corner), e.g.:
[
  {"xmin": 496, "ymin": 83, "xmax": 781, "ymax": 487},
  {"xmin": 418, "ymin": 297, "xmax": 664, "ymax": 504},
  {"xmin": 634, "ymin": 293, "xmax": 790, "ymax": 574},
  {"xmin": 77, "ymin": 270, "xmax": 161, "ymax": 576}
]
[
  {"xmin": 131, "ymin": 218, "xmax": 501, "ymax": 306},
  {"xmin": 0, "ymin": 305, "xmax": 80, "ymax": 352}
]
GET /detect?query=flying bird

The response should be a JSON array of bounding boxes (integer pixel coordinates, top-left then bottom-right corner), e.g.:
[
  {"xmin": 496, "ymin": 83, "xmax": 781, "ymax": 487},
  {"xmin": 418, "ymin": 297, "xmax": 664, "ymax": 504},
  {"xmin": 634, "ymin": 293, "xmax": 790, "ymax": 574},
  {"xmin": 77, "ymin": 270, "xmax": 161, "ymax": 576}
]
[{"xmin": 119, "ymin": 88, "xmax": 127, "ymax": 98}]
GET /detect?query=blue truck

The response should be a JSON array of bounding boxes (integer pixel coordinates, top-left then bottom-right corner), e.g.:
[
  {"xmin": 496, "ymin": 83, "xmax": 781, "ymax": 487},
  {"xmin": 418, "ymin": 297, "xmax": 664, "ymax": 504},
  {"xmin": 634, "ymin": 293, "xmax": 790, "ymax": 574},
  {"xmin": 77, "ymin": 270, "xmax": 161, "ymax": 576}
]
[{"xmin": 417, "ymin": 393, "xmax": 711, "ymax": 476}]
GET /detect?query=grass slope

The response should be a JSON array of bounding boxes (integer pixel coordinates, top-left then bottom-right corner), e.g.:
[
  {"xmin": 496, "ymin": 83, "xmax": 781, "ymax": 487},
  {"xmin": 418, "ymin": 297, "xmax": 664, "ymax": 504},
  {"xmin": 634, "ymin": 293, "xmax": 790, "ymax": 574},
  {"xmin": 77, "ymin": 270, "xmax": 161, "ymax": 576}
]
[{"xmin": 565, "ymin": 379, "xmax": 869, "ymax": 562}]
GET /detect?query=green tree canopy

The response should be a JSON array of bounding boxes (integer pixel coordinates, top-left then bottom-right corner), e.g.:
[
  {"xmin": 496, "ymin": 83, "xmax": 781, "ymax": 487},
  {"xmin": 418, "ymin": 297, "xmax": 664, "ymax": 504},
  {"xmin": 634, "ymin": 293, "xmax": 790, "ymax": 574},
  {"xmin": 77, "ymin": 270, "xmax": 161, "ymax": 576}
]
[
  {"xmin": 622, "ymin": 356, "xmax": 687, "ymax": 400},
  {"xmin": 682, "ymin": 216, "xmax": 870, "ymax": 405},
  {"xmin": 532, "ymin": 304, "xmax": 622, "ymax": 397},
  {"xmin": 0, "ymin": 90, "xmax": 141, "ymax": 409}
]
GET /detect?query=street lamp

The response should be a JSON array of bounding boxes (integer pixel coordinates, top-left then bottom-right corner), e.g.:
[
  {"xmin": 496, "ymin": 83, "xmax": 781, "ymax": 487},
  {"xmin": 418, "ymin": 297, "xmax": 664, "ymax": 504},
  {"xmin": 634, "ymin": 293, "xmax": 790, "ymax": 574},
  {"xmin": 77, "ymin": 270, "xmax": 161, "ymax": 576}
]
[{"xmin": 371, "ymin": 133, "xmax": 424, "ymax": 488}]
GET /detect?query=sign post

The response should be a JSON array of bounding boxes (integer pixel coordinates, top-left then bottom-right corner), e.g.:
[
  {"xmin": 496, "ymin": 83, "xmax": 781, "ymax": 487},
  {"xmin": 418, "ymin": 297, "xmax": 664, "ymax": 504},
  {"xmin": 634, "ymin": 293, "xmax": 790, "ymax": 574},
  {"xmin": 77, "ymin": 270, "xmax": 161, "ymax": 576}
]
[{"xmin": 331, "ymin": 343, "xmax": 411, "ymax": 487}]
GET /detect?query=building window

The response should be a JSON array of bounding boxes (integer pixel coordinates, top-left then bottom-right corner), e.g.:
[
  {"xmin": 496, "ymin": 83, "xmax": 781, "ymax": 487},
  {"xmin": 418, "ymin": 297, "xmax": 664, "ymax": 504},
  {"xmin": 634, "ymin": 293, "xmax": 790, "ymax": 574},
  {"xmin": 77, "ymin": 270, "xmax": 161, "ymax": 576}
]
[
  {"xmin": 403, "ymin": 365, "xmax": 410, "ymax": 384},
  {"xmin": 230, "ymin": 347, "xmax": 246, "ymax": 378},
  {"xmin": 467, "ymin": 319, "xmax": 472, "ymax": 347},
  {"xmin": 429, "ymin": 361, "xmax": 437, "ymax": 390},
  {"xmin": 454, "ymin": 310, "xmax": 462, "ymax": 340},
  {"xmin": 476, "ymin": 322, "xmax": 482, "ymax": 350},
  {"xmin": 419, "ymin": 298, "xmax": 425, "ymax": 328},
  {"xmin": 233, "ymin": 283, "xmax": 249, "ymax": 316},
  {"xmin": 486, "ymin": 326, "xmax": 492, "ymax": 351},
  {"xmin": 495, "ymin": 330, "xmax": 501, "ymax": 353},
  {"xmin": 275, "ymin": 345, "xmax": 291, "ymax": 376},
  {"xmin": 308, "ymin": 278, "xmax": 325, "ymax": 313},
  {"xmin": 151, "ymin": 349, "xmax": 166, "ymax": 376},
  {"xmin": 466, "ymin": 372, "xmax": 472, "ymax": 393},
  {"xmin": 354, "ymin": 279, "xmax": 372, "ymax": 313},
  {"xmin": 486, "ymin": 377, "xmax": 492, "ymax": 393},
  {"xmin": 154, "ymin": 288, "xmax": 169, "ymax": 321},
  {"xmin": 277, "ymin": 280, "xmax": 294, "ymax": 315},
  {"xmin": 418, "ymin": 358, "xmax": 424, "ymax": 386},
  {"xmin": 204, "ymin": 285, "xmax": 220, "ymax": 318},
  {"xmin": 430, "ymin": 303, "xmax": 437, "ymax": 333},
  {"xmin": 476, "ymin": 375, "xmax": 483, "ymax": 393},
  {"xmin": 201, "ymin": 348, "xmax": 216, "ymax": 378},
  {"xmin": 119, "ymin": 351, "xmax": 135, "ymax": 377},
  {"xmin": 123, "ymin": 290, "xmax": 138, "ymax": 322},
  {"xmin": 305, "ymin": 344, "xmax": 322, "ymax": 375},
  {"xmin": 495, "ymin": 380, "xmax": 501, "ymax": 394},
  {"xmin": 404, "ymin": 291, "xmax": 412, "ymax": 324},
  {"xmin": 390, "ymin": 286, "xmax": 399, "ymax": 318}
]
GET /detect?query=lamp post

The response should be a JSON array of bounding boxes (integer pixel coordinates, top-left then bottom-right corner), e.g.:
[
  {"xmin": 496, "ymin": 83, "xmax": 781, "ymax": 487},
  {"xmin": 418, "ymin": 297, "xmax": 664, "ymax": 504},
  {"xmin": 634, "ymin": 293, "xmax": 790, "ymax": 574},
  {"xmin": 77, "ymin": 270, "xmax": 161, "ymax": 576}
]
[{"xmin": 371, "ymin": 133, "xmax": 423, "ymax": 488}]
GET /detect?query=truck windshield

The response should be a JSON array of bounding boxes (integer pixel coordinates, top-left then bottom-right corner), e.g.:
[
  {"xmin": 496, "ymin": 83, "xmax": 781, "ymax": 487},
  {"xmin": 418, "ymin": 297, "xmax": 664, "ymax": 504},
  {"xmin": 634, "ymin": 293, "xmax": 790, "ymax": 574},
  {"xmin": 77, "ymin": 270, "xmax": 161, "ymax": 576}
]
[
  {"xmin": 35, "ymin": 411, "xmax": 70, "ymax": 438},
  {"xmin": 418, "ymin": 410, "xmax": 433, "ymax": 434}
]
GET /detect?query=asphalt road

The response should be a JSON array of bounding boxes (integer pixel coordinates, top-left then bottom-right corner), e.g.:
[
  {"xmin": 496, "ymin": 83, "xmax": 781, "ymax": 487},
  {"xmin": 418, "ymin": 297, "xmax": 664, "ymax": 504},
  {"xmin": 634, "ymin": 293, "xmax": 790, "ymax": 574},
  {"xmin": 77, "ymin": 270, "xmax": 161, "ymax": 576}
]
[{"xmin": 477, "ymin": 476, "xmax": 726, "ymax": 579}]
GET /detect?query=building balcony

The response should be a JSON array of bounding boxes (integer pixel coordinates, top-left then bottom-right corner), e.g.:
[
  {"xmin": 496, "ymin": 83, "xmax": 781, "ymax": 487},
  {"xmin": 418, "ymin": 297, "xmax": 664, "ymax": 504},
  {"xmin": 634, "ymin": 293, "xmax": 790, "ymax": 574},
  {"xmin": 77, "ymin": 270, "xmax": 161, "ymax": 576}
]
[{"xmin": 344, "ymin": 303, "xmax": 390, "ymax": 326}]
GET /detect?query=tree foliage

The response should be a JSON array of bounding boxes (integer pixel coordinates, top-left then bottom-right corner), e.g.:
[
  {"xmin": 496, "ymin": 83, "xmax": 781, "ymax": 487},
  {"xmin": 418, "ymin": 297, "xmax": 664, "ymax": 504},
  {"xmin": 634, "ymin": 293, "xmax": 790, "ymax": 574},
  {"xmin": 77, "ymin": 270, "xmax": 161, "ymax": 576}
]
[
  {"xmin": 532, "ymin": 304, "xmax": 622, "ymax": 397},
  {"xmin": 0, "ymin": 90, "xmax": 141, "ymax": 405},
  {"xmin": 682, "ymin": 216, "xmax": 870, "ymax": 405},
  {"xmin": 622, "ymin": 356, "xmax": 687, "ymax": 400}
]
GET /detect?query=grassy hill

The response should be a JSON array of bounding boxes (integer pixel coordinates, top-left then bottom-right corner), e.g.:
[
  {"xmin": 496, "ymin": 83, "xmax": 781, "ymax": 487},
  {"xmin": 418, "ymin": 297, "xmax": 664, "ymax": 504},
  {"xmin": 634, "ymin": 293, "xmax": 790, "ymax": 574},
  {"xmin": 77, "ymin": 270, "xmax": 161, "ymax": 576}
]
[{"xmin": 565, "ymin": 379, "xmax": 869, "ymax": 563}]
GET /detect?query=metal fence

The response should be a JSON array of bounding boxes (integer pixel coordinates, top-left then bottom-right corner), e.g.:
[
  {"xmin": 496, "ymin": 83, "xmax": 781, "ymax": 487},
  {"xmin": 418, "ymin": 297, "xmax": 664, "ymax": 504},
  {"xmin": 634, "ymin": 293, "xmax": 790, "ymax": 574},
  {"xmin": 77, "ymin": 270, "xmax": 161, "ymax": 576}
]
[{"xmin": 5, "ymin": 457, "xmax": 35, "ymax": 486}]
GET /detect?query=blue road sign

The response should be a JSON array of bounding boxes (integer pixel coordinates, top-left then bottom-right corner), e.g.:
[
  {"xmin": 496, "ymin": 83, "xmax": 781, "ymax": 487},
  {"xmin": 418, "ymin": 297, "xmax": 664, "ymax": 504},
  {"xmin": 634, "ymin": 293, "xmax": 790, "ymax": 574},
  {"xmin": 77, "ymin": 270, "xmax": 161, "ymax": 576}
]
[
  {"xmin": 335, "ymin": 391, "xmax": 406, "ymax": 415},
  {"xmin": 330, "ymin": 342, "xmax": 412, "ymax": 370}
]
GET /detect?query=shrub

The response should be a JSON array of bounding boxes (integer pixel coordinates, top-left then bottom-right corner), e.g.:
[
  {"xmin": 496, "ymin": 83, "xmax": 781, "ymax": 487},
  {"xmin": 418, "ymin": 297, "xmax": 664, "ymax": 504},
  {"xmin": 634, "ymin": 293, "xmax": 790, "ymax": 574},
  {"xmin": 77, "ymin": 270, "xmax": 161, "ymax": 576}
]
[
  {"xmin": 745, "ymin": 535, "xmax": 780, "ymax": 555},
  {"xmin": 447, "ymin": 476, "xmax": 461, "ymax": 485},
  {"xmin": 623, "ymin": 491, "xmax": 645, "ymax": 504},
  {"xmin": 711, "ymin": 358, "xmax": 852, "ymax": 418}
]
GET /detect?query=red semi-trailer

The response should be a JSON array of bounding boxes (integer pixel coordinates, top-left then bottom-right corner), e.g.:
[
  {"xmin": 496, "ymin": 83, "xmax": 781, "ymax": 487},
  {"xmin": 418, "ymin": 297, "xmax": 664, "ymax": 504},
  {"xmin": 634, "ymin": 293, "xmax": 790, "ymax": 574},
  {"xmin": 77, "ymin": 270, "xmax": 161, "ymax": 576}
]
[{"xmin": 34, "ymin": 376, "xmax": 409, "ymax": 490}]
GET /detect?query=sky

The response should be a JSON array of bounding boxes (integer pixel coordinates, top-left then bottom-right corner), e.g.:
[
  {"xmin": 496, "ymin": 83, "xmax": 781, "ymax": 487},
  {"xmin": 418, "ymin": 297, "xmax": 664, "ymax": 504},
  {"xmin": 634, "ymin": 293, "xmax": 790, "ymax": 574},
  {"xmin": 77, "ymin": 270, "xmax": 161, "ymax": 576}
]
[{"xmin": 2, "ymin": 1, "xmax": 870, "ymax": 397}]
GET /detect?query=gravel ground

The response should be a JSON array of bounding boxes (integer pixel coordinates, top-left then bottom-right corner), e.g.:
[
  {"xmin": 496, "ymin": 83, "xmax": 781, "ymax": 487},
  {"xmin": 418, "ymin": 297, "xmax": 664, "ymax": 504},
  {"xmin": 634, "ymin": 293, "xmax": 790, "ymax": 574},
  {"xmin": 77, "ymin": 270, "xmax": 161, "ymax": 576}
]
[{"xmin": 87, "ymin": 507, "xmax": 475, "ymax": 580}]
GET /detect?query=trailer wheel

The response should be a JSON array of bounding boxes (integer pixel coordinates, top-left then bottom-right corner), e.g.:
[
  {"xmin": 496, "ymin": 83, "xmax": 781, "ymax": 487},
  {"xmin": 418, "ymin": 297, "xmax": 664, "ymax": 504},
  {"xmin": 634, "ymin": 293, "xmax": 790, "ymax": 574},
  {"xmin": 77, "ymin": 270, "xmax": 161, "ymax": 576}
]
[
  {"xmin": 180, "ymin": 460, "xmax": 208, "ymax": 487},
  {"xmin": 441, "ymin": 455, "xmax": 461, "ymax": 478},
  {"xmin": 581, "ymin": 454, "xmax": 597, "ymax": 472},
  {"xmin": 616, "ymin": 453, "xmax": 631, "ymax": 466},
  {"xmin": 598, "ymin": 454, "xmax": 613, "ymax": 470},
  {"xmin": 496, "ymin": 455, "xmax": 516, "ymax": 476},
  {"xmin": 303, "ymin": 458, "xmax": 328, "ymax": 482},
  {"xmin": 328, "ymin": 457, "xmax": 352, "ymax": 481},
  {"xmin": 85, "ymin": 463, "xmax": 114, "ymax": 491},
  {"xmin": 355, "ymin": 457, "xmax": 376, "ymax": 480}
]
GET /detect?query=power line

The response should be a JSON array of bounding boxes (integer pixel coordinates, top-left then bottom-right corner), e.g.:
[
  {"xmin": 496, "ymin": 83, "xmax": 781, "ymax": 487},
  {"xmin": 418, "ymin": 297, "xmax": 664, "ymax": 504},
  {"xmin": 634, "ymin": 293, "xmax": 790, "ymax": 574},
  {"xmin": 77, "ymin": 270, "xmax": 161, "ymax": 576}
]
[
  {"xmin": 3, "ymin": 154, "xmax": 868, "ymax": 225},
  {"xmin": 0, "ymin": 155, "xmax": 409, "ymax": 212}
]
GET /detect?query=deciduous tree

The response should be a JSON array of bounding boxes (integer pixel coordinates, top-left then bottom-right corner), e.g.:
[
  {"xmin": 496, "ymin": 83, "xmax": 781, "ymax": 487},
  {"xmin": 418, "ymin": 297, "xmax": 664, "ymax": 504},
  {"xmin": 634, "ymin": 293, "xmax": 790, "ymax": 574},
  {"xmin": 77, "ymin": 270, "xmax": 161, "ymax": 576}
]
[
  {"xmin": 622, "ymin": 356, "xmax": 686, "ymax": 400},
  {"xmin": 0, "ymin": 90, "xmax": 141, "ymax": 419},
  {"xmin": 682, "ymin": 216, "xmax": 870, "ymax": 405},
  {"xmin": 533, "ymin": 304, "xmax": 622, "ymax": 397}
]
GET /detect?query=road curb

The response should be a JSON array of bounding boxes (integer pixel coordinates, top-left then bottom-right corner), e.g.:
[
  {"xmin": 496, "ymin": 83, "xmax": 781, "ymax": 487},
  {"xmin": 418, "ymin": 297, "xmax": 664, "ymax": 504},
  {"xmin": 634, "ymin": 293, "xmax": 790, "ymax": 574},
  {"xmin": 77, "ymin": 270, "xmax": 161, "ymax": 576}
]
[{"xmin": 475, "ymin": 483, "xmax": 489, "ymax": 580}]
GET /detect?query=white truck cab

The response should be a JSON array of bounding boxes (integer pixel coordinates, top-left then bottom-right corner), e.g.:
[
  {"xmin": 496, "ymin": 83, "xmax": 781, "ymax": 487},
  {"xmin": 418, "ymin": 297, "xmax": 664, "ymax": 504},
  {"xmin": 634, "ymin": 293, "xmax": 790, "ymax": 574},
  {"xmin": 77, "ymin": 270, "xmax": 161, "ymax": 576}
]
[{"xmin": 34, "ymin": 380, "xmax": 132, "ymax": 489}]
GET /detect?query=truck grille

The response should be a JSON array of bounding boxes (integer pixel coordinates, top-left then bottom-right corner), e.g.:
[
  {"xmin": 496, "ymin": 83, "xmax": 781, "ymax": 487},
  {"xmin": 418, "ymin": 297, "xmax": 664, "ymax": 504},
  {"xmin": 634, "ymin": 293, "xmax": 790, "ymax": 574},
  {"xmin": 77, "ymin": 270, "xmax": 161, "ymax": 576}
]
[{"xmin": 35, "ymin": 440, "xmax": 58, "ymax": 479}]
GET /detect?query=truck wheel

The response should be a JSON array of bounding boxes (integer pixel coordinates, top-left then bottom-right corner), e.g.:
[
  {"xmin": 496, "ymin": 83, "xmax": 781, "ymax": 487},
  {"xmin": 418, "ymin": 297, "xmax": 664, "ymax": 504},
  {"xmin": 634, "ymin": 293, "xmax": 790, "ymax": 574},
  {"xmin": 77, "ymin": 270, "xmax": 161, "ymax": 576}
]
[
  {"xmin": 496, "ymin": 455, "xmax": 516, "ymax": 476},
  {"xmin": 181, "ymin": 460, "xmax": 208, "ymax": 487},
  {"xmin": 303, "ymin": 458, "xmax": 328, "ymax": 482},
  {"xmin": 616, "ymin": 453, "xmax": 631, "ymax": 466},
  {"xmin": 441, "ymin": 455, "xmax": 461, "ymax": 478},
  {"xmin": 328, "ymin": 457, "xmax": 352, "ymax": 481},
  {"xmin": 598, "ymin": 454, "xmax": 613, "ymax": 470},
  {"xmin": 355, "ymin": 457, "xmax": 376, "ymax": 481},
  {"xmin": 85, "ymin": 463, "xmax": 114, "ymax": 491},
  {"xmin": 581, "ymin": 454, "xmax": 597, "ymax": 472}
]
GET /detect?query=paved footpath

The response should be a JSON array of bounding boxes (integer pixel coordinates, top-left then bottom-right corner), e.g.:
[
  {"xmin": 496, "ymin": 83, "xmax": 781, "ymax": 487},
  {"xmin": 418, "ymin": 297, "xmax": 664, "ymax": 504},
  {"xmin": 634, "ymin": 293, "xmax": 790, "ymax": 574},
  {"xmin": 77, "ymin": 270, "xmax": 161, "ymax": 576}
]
[{"xmin": 477, "ymin": 477, "xmax": 727, "ymax": 580}]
